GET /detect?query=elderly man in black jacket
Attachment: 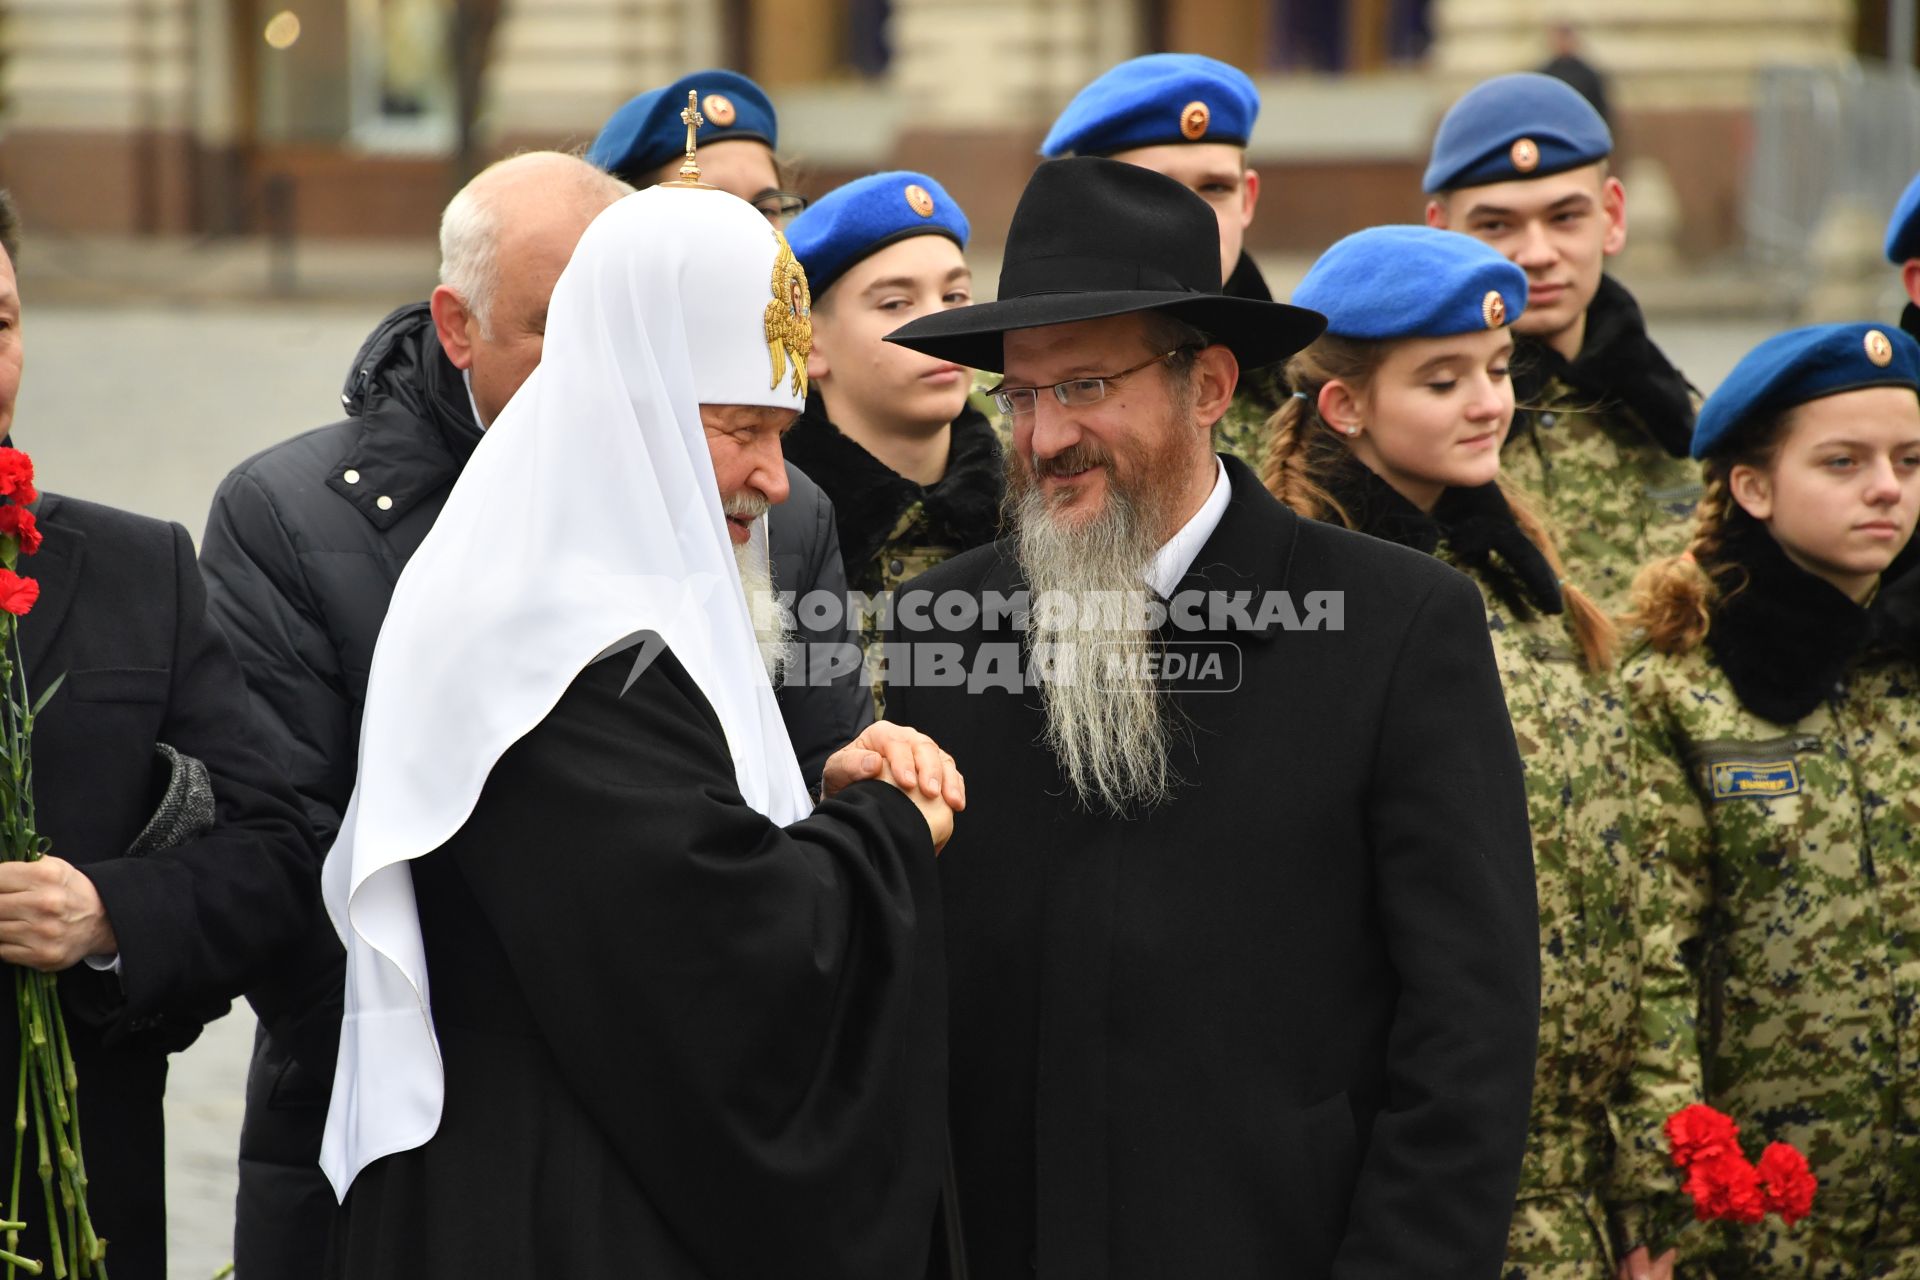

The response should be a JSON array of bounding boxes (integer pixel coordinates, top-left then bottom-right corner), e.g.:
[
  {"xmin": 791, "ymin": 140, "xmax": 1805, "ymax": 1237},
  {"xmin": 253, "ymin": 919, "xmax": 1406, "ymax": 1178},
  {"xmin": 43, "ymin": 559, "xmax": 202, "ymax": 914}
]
[
  {"xmin": 198, "ymin": 151, "xmax": 871, "ymax": 1278},
  {"xmin": 0, "ymin": 193, "xmax": 318, "ymax": 1280},
  {"xmin": 884, "ymin": 159, "xmax": 1540, "ymax": 1279}
]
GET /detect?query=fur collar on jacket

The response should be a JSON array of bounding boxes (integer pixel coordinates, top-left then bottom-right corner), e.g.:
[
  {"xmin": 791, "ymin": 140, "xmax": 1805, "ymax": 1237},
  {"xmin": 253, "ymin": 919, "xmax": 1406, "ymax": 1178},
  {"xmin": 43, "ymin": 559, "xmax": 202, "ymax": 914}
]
[
  {"xmin": 1318, "ymin": 451, "xmax": 1564, "ymax": 618},
  {"xmin": 1511, "ymin": 275, "xmax": 1696, "ymax": 458},
  {"xmin": 781, "ymin": 397, "xmax": 1004, "ymax": 577},
  {"xmin": 1705, "ymin": 512, "xmax": 1920, "ymax": 723}
]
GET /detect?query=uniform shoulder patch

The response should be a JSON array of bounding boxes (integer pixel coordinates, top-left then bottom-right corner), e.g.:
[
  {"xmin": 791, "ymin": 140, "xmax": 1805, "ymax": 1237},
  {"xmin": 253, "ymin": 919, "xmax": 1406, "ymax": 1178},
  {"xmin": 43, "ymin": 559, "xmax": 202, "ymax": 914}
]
[
  {"xmin": 1686, "ymin": 734, "xmax": 1819, "ymax": 801},
  {"xmin": 1707, "ymin": 758, "xmax": 1803, "ymax": 801}
]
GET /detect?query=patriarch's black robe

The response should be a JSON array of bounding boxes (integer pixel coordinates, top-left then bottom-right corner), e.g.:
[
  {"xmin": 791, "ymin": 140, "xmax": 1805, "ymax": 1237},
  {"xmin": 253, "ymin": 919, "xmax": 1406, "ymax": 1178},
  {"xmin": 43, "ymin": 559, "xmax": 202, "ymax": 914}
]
[{"xmin": 330, "ymin": 646, "xmax": 944, "ymax": 1279}]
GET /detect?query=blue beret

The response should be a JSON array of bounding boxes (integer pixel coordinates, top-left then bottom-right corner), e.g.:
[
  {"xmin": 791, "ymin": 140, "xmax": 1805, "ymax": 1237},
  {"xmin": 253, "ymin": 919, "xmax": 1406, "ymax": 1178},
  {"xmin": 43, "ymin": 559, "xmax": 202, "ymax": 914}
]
[
  {"xmin": 1424, "ymin": 72, "xmax": 1612, "ymax": 194},
  {"xmin": 1886, "ymin": 170, "xmax": 1920, "ymax": 263},
  {"xmin": 1290, "ymin": 225, "xmax": 1528, "ymax": 341},
  {"xmin": 1042, "ymin": 54, "xmax": 1259, "ymax": 158},
  {"xmin": 1693, "ymin": 323, "xmax": 1920, "ymax": 459},
  {"xmin": 587, "ymin": 70, "xmax": 776, "ymax": 183},
  {"xmin": 786, "ymin": 171, "xmax": 970, "ymax": 298}
]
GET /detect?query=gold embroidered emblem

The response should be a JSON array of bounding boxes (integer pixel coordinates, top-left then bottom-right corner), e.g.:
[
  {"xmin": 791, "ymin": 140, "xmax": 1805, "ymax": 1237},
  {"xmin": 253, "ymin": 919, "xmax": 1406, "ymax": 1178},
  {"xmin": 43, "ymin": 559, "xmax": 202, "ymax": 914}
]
[
  {"xmin": 765, "ymin": 230, "xmax": 813, "ymax": 397},
  {"xmin": 1866, "ymin": 328, "xmax": 1895, "ymax": 367},
  {"xmin": 1510, "ymin": 137, "xmax": 1540, "ymax": 173},
  {"xmin": 1482, "ymin": 290, "xmax": 1507, "ymax": 328},
  {"xmin": 1180, "ymin": 101, "xmax": 1210, "ymax": 141},
  {"xmin": 904, "ymin": 184, "xmax": 935, "ymax": 217},
  {"xmin": 702, "ymin": 93, "xmax": 736, "ymax": 127}
]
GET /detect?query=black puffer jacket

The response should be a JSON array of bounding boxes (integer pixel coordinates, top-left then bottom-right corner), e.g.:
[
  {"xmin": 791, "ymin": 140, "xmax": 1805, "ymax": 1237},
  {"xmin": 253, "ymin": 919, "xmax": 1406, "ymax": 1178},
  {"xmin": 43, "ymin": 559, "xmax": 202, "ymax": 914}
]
[{"xmin": 198, "ymin": 302, "xmax": 871, "ymax": 1279}]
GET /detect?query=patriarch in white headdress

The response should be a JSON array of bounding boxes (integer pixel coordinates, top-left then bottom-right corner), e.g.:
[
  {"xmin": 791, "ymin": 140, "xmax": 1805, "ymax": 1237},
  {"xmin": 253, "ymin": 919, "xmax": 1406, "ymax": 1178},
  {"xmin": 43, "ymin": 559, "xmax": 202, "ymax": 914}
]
[{"xmin": 320, "ymin": 178, "xmax": 824, "ymax": 1194}]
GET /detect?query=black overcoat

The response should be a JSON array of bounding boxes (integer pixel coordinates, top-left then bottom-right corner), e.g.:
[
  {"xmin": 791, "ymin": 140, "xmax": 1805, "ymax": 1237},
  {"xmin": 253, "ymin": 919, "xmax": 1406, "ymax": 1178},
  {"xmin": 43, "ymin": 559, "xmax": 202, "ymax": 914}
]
[
  {"xmin": 885, "ymin": 458, "xmax": 1540, "ymax": 1279},
  {"xmin": 4, "ymin": 492, "xmax": 318, "ymax": 1280},
  {"xmin": 330, "ymin": 647, "xmax": 946, "ymax": 1280}
]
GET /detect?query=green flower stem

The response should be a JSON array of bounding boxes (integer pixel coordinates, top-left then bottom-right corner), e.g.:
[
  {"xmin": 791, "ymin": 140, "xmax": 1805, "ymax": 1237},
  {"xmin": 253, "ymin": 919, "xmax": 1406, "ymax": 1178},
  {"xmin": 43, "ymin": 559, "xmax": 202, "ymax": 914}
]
[
  {"xmin": 10, "ymin": 997, "xmax": 26, "ymax": 1280},
  {"xmin": 0, "ymin": 603, "xmax": 92, "ymax": 1277},
  {"xmin": 28, "ymin": 1064, "xmax": 60, "ymax": 1280}
]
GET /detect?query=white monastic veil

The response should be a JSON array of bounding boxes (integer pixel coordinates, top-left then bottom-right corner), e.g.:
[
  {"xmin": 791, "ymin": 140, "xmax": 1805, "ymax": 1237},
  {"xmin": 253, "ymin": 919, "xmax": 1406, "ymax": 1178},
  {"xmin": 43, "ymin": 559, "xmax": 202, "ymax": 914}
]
[{"xmin": 319, "ymin": 186, "xmax": 815, "ymax": 1198}]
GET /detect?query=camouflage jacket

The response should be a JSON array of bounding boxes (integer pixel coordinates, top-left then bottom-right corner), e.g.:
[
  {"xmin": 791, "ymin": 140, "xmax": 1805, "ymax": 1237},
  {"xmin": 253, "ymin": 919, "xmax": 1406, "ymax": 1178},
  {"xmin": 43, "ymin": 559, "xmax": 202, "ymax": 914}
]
[
  {"xmin": 1326, "ymin": 462, "xmax": 1700, "ymax": 1262},
  {"xmin": 1508, "ymin": 276, "xmax": 1703, "ymax": 614},
  {"xmin": 781, "ymin": 396, "xmax": 1004, "ymax": 716},
  {"xmin": 1214, "ymin": 363, "xmax": 1286, "ymax": 471},
  {"xmin": 1624, "ymin": 524, "xmax": 1920, "ymax": 1271}
]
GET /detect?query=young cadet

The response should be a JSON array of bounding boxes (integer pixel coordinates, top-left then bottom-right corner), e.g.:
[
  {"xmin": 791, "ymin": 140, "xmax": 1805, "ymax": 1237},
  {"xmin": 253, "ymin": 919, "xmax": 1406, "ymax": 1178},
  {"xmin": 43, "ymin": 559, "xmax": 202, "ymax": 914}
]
[
  {"xmin": 588, "ymin": 68, "xmax": 805, "ymax": 223},
  {"xmin": 1886, "ymin": 170, "xmax": 1920, "ymax": 342},
  {"xmin": 783, "ymin": 172, "xmax": 1003, "ymax": 711},
  {"xmin": 1626, "ymin": 323, "xmax": 1920, "ymax": 1277},
  {"xmin": 1266, "ymin": 226, "xmax": 1698, "ymax": 1280},
  {"xmin": 1426, "ymin": 72, "xmax": 1700, "ymax": 612},
  {"xmin": 1042, "ymin": 53, "xmax": 1281, "ymax": 464},
  {"xmin": 1880, "ymin": 174, "xmax": 1920, "ymax": 630}
]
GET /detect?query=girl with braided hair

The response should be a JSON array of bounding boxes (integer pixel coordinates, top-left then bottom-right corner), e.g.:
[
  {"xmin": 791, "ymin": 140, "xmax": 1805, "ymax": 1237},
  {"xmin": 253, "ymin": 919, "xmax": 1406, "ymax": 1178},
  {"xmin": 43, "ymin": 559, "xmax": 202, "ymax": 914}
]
[
  {"xmin": 1623, "ymin": 323, "xmax": 1920, "ymax": 1277},
  {"xmin": 1275, "ymin": 226, "xmax": 1698, "ymax": 1280}
]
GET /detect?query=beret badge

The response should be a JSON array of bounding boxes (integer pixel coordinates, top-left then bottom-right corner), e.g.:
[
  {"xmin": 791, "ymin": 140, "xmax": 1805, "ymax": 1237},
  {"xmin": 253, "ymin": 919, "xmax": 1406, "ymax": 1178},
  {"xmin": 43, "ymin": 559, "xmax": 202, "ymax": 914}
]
[
  {"xmin": 904, "ymin": 183, "xmax": 936, "ymax": 218},
  {"xmin": 1482, "ymin": 290, "xmax": 1507, "ymax": 329},
  {"xmin": 1510, "ymin": 137, "xmax": 1540, "ymax": 173},
  {"xmin": 702, "ymin": 93, "xmax": 737, "ymax": 126},
  {"xmin": 1180, "ymin": 100, "xmax": 1211, "ymax": 141},
  {"xmin": 1866, "ymin": 328, "xmax": 1895, "ymax": 367}
]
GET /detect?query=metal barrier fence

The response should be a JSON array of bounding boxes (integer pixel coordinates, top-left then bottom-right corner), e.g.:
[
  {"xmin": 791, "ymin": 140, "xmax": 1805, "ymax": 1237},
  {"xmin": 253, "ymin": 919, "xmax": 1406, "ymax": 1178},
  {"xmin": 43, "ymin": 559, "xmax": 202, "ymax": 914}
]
[{"xmin": 1747, "ymin": 60, "xmax": 1920, "ymax": 287}]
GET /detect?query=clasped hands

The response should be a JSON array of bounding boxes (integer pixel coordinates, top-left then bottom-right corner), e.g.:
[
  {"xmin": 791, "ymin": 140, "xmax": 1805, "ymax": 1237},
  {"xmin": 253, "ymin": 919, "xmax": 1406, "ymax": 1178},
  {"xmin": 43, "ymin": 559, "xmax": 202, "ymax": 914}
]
[{"xmin": 821, "ymin": 722, "xmax": 965, "ymax": 852}]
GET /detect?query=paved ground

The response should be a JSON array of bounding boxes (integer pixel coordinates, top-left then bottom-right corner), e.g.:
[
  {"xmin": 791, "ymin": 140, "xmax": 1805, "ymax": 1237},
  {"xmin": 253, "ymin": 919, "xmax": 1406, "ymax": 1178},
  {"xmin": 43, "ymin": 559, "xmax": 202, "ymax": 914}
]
[{"xmin": 11, "ymin": 294, "xmax": 1792, "ymax": 1279}]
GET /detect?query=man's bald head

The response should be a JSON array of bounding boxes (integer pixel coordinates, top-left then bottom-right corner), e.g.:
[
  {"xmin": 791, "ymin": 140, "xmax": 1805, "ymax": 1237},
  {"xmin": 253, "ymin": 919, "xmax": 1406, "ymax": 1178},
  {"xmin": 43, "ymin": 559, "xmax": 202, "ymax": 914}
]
[{"xmin": 432, "ymin": 151, "xmax": 632, "ymax": 425}]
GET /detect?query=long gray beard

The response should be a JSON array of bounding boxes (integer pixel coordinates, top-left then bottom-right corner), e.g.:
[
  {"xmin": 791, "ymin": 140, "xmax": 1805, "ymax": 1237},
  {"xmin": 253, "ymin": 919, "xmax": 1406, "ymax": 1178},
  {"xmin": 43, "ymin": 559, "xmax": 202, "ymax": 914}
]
[
  {"xmin": 728, "ymin": 500, "xmax": 795, "ymax": 685},
  {"xmin": 1009, "ymin": 458, "xmax": 1176, "ymax": 816}
]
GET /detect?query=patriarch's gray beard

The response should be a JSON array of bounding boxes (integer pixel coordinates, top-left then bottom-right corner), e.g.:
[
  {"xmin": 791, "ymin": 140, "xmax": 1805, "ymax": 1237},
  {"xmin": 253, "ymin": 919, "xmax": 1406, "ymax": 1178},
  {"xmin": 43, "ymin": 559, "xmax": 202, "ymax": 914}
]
[
  {"xmin": 726, "ymin": 494, "xmax": 796, "ymax": 685},
  {"xmin": 1007, "ymin": 442, "xmax": 1182, "ymax": 816}
]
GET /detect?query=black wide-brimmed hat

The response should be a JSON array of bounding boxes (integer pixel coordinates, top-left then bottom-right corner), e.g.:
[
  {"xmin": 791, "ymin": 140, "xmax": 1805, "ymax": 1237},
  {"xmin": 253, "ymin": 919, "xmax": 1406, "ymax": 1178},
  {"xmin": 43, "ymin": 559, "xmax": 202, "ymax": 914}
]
[{"xmin": 885, "ymin": 157, "xmax": 1325, "ymax": 373}]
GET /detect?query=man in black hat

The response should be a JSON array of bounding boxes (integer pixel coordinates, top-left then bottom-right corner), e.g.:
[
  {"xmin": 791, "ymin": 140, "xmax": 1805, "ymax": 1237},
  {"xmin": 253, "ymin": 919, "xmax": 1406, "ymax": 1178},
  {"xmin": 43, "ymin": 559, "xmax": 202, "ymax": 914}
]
[{"xmin": 883, "ymin": 158, "xmax": 1540, "ymax": 1278}]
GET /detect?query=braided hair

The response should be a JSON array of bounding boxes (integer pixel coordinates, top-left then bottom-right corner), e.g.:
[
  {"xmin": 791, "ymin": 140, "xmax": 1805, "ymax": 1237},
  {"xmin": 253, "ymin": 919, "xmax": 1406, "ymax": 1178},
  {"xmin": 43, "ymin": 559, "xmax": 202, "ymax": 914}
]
[{"xmin": 1627, "ymin": 412, "xmax": 1789, "ymax": 653}]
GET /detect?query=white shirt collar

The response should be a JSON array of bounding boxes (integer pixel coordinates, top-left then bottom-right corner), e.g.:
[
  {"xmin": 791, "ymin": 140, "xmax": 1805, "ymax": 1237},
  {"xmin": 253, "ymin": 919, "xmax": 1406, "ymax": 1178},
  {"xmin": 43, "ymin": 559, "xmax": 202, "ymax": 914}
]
[
  {"xmin": 1147, "ymin": 457, "xmax": 1230, "ymax": 598},
  {"xmin": 462, "ymin": 368, "xmax": 487, "ymax": 431}
]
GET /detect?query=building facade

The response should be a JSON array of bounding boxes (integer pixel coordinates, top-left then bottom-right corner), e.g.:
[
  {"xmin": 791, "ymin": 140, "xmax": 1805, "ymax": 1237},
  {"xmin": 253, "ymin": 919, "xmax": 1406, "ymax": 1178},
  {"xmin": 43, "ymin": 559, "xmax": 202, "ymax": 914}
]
[{"xmin": 0, "ymin": 0, "xmax": 1855, "ymax": 256}]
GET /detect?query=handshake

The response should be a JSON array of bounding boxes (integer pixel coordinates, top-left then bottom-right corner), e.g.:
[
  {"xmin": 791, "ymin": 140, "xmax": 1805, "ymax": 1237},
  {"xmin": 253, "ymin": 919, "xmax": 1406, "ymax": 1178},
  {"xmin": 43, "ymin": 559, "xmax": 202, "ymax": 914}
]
[{"xmin": 820, "ymin": 722, "xmax": 965, "ymax": 851}]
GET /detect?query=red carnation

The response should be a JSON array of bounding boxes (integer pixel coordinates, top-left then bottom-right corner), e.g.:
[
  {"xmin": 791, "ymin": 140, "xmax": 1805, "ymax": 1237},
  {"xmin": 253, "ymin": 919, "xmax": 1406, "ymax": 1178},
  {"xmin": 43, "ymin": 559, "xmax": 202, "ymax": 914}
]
[
  {"xmin": 0, "ymin": 503, "xmax": 42, "ymax": 555},
  {"xmin": 0, "ymin": 569, "xmax": 38, "ymax": 617},
  {"xmin": 1666, "ymin": 1103, "xmax": 1742, "ymax": 1168},
  {"xmin": 0, "ymin": 448, "xmax": 36, "ymax": 506},
  {"xmin": 1683, "ymin": 1151, "xmax": 1765, "ymax": 1223},
  {"xmin": 1757, "ymin": 1143, "xmax": 1818, "ymax": 1225}
]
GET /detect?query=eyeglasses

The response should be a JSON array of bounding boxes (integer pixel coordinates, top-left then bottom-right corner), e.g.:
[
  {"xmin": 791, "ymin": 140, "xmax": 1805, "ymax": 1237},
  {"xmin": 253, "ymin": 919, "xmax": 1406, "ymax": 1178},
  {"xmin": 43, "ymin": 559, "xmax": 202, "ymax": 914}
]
[
  {"xmin": 753, "ymin": 191, "xmax": 808, "ymax": 224},
  {"xmin": 987, "ymin": 347, "xmax": 1196, "ymax": 418}
]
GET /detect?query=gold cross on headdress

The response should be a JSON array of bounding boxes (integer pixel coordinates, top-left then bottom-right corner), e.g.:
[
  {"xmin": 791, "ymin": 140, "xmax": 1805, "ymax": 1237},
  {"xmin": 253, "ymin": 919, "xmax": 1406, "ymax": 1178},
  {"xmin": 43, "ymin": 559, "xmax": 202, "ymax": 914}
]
[{"xmin": 678, "ymin": 91, "xmax": 704, "ymax": 183}]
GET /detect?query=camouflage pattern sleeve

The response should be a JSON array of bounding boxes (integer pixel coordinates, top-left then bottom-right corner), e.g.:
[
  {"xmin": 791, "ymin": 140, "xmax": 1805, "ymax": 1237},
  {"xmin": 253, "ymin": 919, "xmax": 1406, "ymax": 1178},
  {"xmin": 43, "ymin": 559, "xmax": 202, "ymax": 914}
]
[
  {"xmin": 1213, "ymin": 364, "xmax": 1286, "ymax": 469},
  {"xmin": 969, "ymin": 370, "xmax": 1012, "ymax": 454},
  {"xmin": 1612, "ymin": 653, "xmax": 1715, "ymax": 1260}
]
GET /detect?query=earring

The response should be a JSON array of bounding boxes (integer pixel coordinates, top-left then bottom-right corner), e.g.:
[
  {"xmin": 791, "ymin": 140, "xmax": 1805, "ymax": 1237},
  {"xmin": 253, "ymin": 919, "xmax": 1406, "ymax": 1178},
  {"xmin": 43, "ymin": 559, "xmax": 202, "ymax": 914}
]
[{"xmin": 1342, "ymin": 424, "xmax": 1360, "ymax": 437}]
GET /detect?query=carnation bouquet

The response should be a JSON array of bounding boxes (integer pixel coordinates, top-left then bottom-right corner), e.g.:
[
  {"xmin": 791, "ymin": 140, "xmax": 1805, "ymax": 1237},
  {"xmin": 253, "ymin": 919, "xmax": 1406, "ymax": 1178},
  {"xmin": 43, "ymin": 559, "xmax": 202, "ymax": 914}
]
[
  {"xmin": 1665, "ymin": 1103, "xmax": 1817, "ymax": 1227},
  {"xmin": 0, "ymin": 447, "xmax": 103, "ymax": 1278}
]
